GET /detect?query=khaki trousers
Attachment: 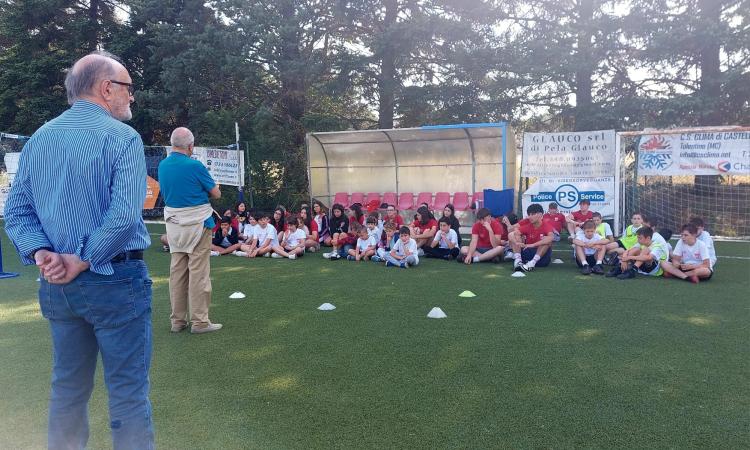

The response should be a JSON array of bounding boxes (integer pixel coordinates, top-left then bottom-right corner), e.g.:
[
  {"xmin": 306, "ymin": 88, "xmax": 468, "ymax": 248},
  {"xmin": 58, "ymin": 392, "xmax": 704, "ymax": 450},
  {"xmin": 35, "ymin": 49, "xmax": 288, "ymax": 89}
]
[{"xmin": 169, "ymin": 228, "xmax": 212, "ymax": 327}]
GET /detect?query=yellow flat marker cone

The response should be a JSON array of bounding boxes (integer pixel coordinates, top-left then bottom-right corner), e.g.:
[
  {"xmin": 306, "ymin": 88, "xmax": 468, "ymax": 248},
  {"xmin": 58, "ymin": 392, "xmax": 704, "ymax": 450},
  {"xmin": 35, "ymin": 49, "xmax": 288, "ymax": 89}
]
[{"xmin": 458, "ymin": 290, "xmax": 476, "ymax": 298}]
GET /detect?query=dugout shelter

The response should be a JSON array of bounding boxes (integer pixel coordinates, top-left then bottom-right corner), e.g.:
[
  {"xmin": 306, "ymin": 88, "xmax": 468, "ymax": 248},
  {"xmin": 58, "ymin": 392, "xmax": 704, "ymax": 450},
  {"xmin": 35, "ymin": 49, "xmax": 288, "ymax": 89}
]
[{"xmin": 306, "ymin": 123, "xmax": 516, "ymax": 212}]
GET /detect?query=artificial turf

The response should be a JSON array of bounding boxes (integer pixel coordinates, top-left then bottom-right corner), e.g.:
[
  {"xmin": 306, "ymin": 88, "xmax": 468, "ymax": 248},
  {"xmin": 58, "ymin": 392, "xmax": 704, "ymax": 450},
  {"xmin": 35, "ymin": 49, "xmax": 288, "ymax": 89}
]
[{"xmin": 1, "ymin": 223, "xmax": 749, "ymax": 449}]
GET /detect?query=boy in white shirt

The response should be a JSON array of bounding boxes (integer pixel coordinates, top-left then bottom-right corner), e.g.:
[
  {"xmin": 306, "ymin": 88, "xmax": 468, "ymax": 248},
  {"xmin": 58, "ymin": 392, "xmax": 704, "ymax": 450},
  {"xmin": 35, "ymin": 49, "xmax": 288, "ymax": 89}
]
[
  {"xmin": 573, "ymin": 220, "xmax": 608, "ymax": 275},
  {"xmin": 690, "ymin": 217, "xmax": 717, "ymax": 267},
  {"xmin": 661, "ymin": 223, "xmax": 713, "ymax": 283},
  {"xmin": 272, "ymin": 217, "xmax": 306, "ymax": 259},
  {"xmin": 239, "ymin": 212, "xmax": 277, "ymax": 258},
  {"xmin": 348, "ymin": 227, "xmax": 377, "ymax": 261},
  {"xmin": 385, "ymin": 226, "xmax": 419, "ymax": 268},
  {"xmin": 425, "ymin": 218, "xmax": 460, "ymax": 260},
  {"xmin": 365, "ymin": 215, "xmax": 381, "ymax": 242}
]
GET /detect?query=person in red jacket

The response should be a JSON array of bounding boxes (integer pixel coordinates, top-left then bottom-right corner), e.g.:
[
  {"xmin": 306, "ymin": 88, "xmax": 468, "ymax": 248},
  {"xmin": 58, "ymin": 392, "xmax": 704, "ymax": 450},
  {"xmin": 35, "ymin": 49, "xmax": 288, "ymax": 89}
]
[
  {"xmin": 565, "ymin": 199, "xmax": 593, "ymax": 241},
  {"xmin": 510, "ymin": 203, "xmax": 554, "ymax": 272},
  {"xmin": 543, "ymin": 202, "xmax": 566, "ymax": 242}
]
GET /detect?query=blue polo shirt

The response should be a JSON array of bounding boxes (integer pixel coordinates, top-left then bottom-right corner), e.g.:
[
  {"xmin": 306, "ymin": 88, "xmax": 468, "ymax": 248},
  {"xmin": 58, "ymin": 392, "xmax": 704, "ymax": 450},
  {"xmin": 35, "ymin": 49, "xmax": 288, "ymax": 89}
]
[{"xmin": 158, "ymin": 152, "xmax": 216, "ymax": 228}]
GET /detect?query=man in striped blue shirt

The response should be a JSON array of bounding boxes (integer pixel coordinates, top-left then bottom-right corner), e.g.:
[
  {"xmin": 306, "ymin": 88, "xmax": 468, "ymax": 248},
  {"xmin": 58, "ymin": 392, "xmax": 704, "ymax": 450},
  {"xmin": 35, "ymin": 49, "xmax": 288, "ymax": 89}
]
[{"xmin": 4, "ymin": 51, "xmax": 154, "ymax": 449}]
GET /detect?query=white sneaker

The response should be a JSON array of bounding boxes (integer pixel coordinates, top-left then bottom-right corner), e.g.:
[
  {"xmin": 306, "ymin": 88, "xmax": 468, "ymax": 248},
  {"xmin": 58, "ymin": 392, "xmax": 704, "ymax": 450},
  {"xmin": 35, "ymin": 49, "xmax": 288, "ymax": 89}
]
[
  {"xmin": 271, "ymin": 253, "xmax": 282, "ymax": 258},
  {"xmin": 233, "ymin": 251, "xmax": 248, "ymax": 257},
  {"xmin": 308, "ymin": 247, "xmax": 317, "ymax": 253},
  {"xmin": 513, "ymin": 259, "xmax": 523, "ymax": 271},
  {"xmin": 473, "ymin": 256, "xmax": 480, "ymax": 263},
  {"xmin": 263, "ymin": 252, "xmax": 270, "ymax": 258},
  {"xmin": 210, "ymin": 251, "xmax": 220, "ymax": 257},
  {"xmin": 288, "ymin": 254, "xmax": 296, "ymax": 260},
  {"xmin": 521, "ymin": 260, "xmax": 536, "ymax": 272},
  {"xmin": 322, "ymin": 252, "xmax": 332, "ymax": 259},
  {"xmin": 504, "ymin": 250, "xmax": 514, "ymax": 261},
  {"xmin": 417, "ymin": 248, "xmax": 425, "ymax": 257},
  {"xmin": 191, "ymin": 322, "xmax": 223, "ymax": 334}
]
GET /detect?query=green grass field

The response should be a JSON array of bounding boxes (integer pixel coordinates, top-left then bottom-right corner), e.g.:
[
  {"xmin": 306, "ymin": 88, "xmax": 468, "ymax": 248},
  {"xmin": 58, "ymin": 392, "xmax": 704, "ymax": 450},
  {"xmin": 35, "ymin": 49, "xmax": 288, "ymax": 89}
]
[{"xmin": 1, "ymin": 223, "xmax": 749, "ymax": 449}]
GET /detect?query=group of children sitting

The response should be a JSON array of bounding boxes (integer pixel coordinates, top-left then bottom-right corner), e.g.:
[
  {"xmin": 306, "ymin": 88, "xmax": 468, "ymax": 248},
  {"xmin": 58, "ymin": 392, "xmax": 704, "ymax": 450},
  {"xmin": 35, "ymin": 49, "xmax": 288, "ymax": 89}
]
[{"xmin": 196, "ymin": 198, "xmax": 716, "ymax": 281}]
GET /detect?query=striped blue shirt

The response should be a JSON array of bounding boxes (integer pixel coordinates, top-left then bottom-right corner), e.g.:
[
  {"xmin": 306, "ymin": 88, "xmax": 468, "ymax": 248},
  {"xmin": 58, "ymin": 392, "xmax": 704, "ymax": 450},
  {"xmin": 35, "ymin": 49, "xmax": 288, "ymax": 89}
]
[{"xmin": 3, "ymin": 100, "xmax": 151, "ymax": 275}]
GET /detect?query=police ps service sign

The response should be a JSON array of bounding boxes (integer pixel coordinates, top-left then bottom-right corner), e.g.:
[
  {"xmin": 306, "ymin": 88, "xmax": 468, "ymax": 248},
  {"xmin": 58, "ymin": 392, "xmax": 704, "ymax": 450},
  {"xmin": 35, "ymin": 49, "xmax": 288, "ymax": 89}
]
[{"xmin": 522, "ymin": 177, "xmax": 614, "ymax": 218}]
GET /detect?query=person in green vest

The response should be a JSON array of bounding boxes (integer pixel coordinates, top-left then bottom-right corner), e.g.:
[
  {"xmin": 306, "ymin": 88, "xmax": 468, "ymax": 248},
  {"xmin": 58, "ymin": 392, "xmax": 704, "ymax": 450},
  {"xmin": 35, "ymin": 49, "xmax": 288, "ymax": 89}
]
[
  {"xmin": 592, "ymin": 212, "xmax": 614, "ymax": 242},
  {"xmin": 610, "ymin": 226, "xmax": 669, "ymax": 279},
  {"xmin": 605, "ymin": 212, "xmax": 645, "ymax": 276}
]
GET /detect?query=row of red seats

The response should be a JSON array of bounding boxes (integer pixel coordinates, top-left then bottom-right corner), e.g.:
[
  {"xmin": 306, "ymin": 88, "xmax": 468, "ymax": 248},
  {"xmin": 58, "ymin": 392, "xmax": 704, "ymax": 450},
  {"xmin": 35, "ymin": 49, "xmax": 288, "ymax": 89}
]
[{"xmin": 331, "ymin": 191, "xmax": 484, "ymax": 211}]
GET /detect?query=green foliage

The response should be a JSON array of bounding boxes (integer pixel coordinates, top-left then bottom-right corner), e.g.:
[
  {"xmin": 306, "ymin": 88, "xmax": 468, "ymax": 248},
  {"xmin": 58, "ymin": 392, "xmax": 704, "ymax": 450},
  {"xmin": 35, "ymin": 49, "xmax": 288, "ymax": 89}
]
[{"xmin": 0, "ymin": 0, "xmax": 747, "ymax": 204}]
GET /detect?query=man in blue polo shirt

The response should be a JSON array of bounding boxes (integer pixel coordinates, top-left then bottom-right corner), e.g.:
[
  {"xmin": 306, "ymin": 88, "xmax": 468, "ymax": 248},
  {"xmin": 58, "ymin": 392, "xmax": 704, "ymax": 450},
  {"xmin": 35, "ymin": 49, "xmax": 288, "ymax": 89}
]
[{"xmin": 158, "ymin": 127, "xmax": 222, "ymax": 334}]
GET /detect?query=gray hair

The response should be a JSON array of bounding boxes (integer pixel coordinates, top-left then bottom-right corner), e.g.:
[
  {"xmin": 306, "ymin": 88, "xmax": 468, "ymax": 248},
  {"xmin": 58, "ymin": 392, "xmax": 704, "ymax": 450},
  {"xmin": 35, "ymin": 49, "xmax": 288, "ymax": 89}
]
[
  {"xmin": 64, "ymin": 51, "xmax": 121, "ymax": 105},
  {"xmin": 171, "ymin": 127, "xmax": 195, "ymax": 149}
]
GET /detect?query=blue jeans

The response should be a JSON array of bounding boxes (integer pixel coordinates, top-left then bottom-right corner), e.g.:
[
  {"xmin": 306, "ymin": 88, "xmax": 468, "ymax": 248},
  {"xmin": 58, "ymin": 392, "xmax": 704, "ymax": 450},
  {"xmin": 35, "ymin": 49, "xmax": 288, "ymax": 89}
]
[{"xmin": 38, "ymin": 260, "xmax": 154, "ymax": 450}]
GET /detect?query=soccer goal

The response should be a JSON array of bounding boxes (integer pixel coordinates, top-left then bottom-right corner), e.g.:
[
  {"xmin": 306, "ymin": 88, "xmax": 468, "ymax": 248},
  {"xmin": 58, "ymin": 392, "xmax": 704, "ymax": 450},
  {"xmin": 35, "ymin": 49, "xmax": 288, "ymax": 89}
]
[{"xmin": 616, "ymin": 127, "xmax": 750, "ymax": 239}]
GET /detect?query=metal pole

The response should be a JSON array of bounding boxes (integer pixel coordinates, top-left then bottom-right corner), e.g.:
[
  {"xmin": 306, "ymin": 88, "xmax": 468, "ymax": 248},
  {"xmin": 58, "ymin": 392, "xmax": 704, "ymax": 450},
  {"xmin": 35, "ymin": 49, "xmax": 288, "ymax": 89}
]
[{"xmin": 614, "ymin": 132, "xmax": 621, "ymax": 235}]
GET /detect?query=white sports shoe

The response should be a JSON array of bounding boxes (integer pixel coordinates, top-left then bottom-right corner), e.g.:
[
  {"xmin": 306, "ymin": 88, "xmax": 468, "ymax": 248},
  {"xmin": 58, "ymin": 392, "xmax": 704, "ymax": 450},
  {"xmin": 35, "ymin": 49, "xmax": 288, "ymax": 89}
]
[
  {"xmin": 308, "ymin": 247, "xmax": 317, "ymax": 253},
  {"xmin": 504, "ymin": 250, "xmax": 515, "ymax": 261},
  {"xmin": 210, "ymin": 251, "xmax": 220, "ymax": 257},
  {"xmin": 271, "ymin": 253, "xmax": 283, "ymax": 258},
  {"xmin": 521, "ymin": 260, "xmax": 536, "ymax": 272},
  {"xmin": 513, "ymin": 259, "xmax": 523, "ymax": 271},
  {"xmin": 417, "ymin": 248, "xmax": 425, "ymax": 257},
  {"xmin": 233, "ymin": 251, "xmax": 248, "ymax": 257},
  {"xmin": 322, "ymin": 252, "xmax": 332, "ymax": 259},
  {"xmin": 263, "ymin": 252, "xmax": 270, "ymax": 257},
  {"xmin": 288, "ymin": 254, "xmax": 296, "ymax": 260}
]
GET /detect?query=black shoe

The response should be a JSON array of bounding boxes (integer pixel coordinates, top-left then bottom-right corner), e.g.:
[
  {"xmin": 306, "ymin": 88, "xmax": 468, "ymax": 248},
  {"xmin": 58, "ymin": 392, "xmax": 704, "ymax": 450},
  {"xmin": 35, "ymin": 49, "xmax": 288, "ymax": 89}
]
[
  {"xmin": 606, "ymin": 266, "xmax": 622, "ymax": 278},
  {"xmin": 591, "ymin": 264, "xmax": 605, "ymax": 275},
  {"xmin": 617, "ymin": 268, "xmax": 636, "ymax": 279},
  {"xmin": 580, "ymin": 265, "xmax": 592, "ymax": 275}
]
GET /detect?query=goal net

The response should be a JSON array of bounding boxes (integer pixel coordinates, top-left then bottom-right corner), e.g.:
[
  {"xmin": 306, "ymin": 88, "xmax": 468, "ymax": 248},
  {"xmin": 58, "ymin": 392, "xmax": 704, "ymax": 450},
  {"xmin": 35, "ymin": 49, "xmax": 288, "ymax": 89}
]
[{"xmin": 617, "ymin": 127, "xmax": 750, "ymax": 239}]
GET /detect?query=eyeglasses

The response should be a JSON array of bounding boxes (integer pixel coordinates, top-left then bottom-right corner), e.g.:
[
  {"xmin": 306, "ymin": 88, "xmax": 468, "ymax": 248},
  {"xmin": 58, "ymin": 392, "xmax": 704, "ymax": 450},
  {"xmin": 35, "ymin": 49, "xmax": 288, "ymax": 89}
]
[{"xmin": 109, "ymin": 80, "xmax": 134, "ymax": 95}]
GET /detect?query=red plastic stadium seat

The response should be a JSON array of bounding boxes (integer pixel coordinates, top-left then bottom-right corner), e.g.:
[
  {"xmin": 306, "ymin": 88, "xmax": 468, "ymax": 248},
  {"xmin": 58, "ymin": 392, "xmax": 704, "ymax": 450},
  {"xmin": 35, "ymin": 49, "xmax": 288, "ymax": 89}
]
[
  {"xmin": 398, "ymin": 192, "xmax": 414, "ymax": 211},
  {"xmin": 349, "ymin": 192, "xmax": 365, "ymax": 207},
  {"xmin": 333, "ymin": 192, "xmax": 349, "ymax": 207},
  {"xmin": 471, "ymin": 191, "xmax": 485, "ymax": 209},
  {"xmin": 415, "ymin": 192, "xmax": 433, "ymax": 209},
  {"xmin": 432, "ymin": 192, "xmax": 451, "ymax": 210},
  {"xmin": 365, "ymin": 192, "xmax": 381, "ymax": 206},
  {"xmin": 382, "ymin": 192, "xmax": 397, "ymax": 207},
  {"xmin": 452, "ymin": 192, "xmax": 470, "ymax": 211}
]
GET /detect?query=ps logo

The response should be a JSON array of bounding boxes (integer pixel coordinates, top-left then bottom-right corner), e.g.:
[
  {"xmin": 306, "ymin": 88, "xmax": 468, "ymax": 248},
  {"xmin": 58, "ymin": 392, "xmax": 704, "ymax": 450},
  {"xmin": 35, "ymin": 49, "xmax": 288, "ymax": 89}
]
[{"xmin": 554, "ymin": 184, "xmax": 580, "ymax": 209}]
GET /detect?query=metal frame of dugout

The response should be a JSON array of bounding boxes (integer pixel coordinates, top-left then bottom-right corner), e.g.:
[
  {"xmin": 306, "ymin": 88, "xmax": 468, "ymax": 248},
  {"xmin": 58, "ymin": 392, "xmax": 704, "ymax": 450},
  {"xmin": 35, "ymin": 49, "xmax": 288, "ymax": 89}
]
[{"xmin": 305, "ymin": 122, "xmax": 516, "ymax": 211}]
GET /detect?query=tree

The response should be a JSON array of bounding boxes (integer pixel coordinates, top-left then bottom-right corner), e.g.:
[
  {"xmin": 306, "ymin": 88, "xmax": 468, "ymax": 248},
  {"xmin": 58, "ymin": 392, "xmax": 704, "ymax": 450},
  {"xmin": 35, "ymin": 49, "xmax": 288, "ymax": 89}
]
[{"xmin": 0, "ymin": 0, "xmax": 123, "ymax": 134}]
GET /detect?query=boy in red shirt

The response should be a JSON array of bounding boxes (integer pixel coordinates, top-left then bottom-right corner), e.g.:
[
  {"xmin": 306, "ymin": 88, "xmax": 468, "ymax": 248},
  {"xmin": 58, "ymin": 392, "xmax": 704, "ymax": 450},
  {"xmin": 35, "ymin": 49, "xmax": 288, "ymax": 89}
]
[
  {"xmin": 460, "ymin": 208, "xmax": 506, "ymax": 264},
  {"xmin": 509, "ymin": 203, "xmax": 554, "ymax": 272},
  {"xmin": 566, "ymin": 199, "xmax": 593, "ymax": 241},
  {"xmin": 543, "ymin": 202, "xmax": 566, "ymax": 242}
]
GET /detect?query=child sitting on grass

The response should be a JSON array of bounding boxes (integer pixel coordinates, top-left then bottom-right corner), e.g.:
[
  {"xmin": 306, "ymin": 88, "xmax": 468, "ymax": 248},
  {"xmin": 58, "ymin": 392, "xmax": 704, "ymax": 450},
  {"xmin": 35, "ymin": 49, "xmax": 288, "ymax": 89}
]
[
  {"xmin": 271, "ymin": 217, "xmax": 306, "ymax": 259},
  {"xmin": 385, "ymin": 226, "xmax": 419, "ymax": 268},
  {"xmin": 425, "ymin": 217, "xmax": 460, "ymax": 260},
  {"xmin": 324, "ymin": 203, "xmax": 349, "ymax": 259},
  {"xmin": 608, "ymin": 226, "xmax": 668, "ymax": 279},
  {"xmin": 565, "ymin": 199, "xmax": 593, "ymax": 241},
  {"xmin": 348, "ymin": 226, "xmax": 377, "ymax": 261},
  {"xmin": 690, "ymin": 217, "xmax": 717, "ymax": 268},
  {"xmin": 573, "ymin": 220, "xmax": 607, "ymax": 275},
  {"xmin": 605, "ymin": 212, "xmax": 644, "ymax": 272},
  {"xmin": 509, "ymin": 203, "xmax": 554, "ymax": 272},
  {"xmin": 591, "ymin": 212, "xmax": 613, "ymax": 242},
  {"xmin": 543, "ymin": 202, "xmax": 566, "ymax": 242},
  {"xmin": 374, "ymin": 221, "xmax": 399, "ymax": 263},
  {"xmin": 661, "ymin": 223, "xmax": 713, "ymax": 283}
]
